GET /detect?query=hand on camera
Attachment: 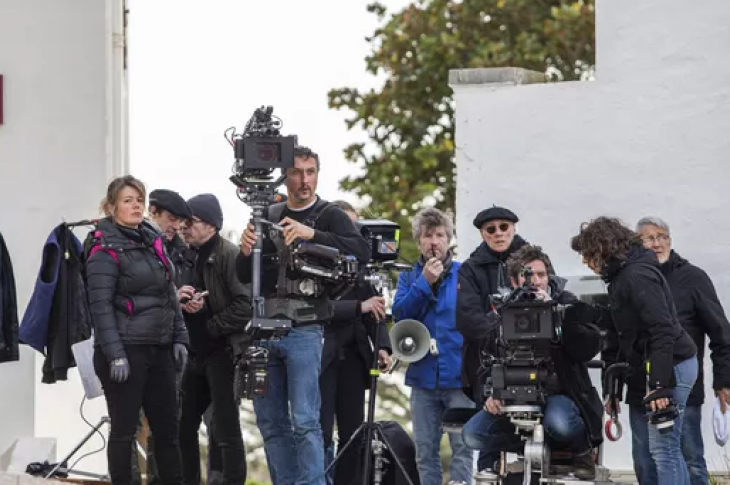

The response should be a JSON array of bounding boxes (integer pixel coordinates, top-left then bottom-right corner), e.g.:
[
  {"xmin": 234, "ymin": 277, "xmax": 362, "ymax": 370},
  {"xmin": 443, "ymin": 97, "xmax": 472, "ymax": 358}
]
[
  {"xmin": 110, "ymin": 357, "xmax": 130, "ymax": 383},
  {"xmin": 240, "ymin": 224, "xmax": 257, "ymax": 257},
  {"xmin": 280, "ymin": 217, "xmax": 315, "ymax": 246},
  {"xmin": 362, "ymin": 296, "xmax": 386, "ymax": 321},
  {"xmin": 535, "ymin": 288, "xmax": 552, "ymax": 301},
  {"xmin": 644, "ymin": 388, "xmax": 671, "ymax": 412},
  {"xmin": 485, "ymin": 396, "xmax": 503, "ymax": 415},
  {"xmin": 422, "ymin": 257, "xmax": 444, "ymax": 285}
]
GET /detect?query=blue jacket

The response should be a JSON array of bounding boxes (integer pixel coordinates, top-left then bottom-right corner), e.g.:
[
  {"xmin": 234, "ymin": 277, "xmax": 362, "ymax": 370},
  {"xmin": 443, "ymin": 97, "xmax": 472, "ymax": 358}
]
[{"xmin": 392, "ymin": 259, "xmax": 463, "ymax": 390}]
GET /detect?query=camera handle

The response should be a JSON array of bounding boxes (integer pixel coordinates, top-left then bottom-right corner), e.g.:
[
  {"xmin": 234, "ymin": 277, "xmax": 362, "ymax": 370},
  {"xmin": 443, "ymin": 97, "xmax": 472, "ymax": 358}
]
[{"xmin": 603, "ymin": 362, "xmax": 630, "ymax": 441}]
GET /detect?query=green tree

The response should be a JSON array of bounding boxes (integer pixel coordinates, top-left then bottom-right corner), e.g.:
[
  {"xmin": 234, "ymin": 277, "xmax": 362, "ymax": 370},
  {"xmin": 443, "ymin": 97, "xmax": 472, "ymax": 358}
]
[{"xmin": 329, "ymin": 0, "xmax": 595, "ymax": 261}]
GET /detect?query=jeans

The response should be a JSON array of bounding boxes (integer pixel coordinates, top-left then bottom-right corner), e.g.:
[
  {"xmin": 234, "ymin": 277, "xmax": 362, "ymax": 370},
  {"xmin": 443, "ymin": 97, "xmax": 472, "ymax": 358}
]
[
  {"xmin": 631, "ymin": 401, "xmax": 708, "ymax": 485},
  {"xmin": 462, "ymin": 395, "xmax": 588, "ymax": 471},
  {"xmin": 410, "ymin": 387, "xmax": 474, "ymax": 485},
  {"xmin": 254, "ymin": 326, "xmax": 325, "ymax": 485},
  {"xmin": 94, "ymin": 345, "xmax": 183, "ymax": 485},
  {"xmin": 682, "ymin": 405, "xmax": 709, "ymax": 485},
  {"xmin": 179, "ymin": 350, "xmax": 246, "ymax": 485},
  {"xmin": 635, "ymin": 356, "xmax": 697, "ymax": 485}
]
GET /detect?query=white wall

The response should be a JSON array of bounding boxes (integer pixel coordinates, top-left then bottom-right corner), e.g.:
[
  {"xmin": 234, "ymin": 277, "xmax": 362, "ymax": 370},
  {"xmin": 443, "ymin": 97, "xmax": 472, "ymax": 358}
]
[
  {"xmin": 451, "ymin": 0, "xmax": 730, "ymax": 473},
  {"xmin": 0, "ymin": 0, "xmax": 127, "ymax": 474}
]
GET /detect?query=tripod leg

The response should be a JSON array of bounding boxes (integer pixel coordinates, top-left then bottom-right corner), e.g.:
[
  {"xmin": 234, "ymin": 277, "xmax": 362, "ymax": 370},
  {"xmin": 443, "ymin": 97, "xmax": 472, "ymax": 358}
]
[
  {"xmin": 45, "ymin": 417, "xmax": 110, "ymax": 479},
  {"xmin": 373, "ymin": 423, "xmax": 416, "ymax": 485},
  {"xmin": 324, "ymin": 423, "xmax": 364, "ymax": 475}
]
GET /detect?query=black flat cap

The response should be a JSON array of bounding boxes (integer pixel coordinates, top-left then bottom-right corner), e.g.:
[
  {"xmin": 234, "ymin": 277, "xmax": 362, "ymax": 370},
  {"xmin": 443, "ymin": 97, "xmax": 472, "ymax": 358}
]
[
  {"xmin": 149, "ymin": 189, "xmax": 192, "ymax": 220},
  {"xmin": 473, "ymin": 205, "xmax": 519, "ymax": 229}
]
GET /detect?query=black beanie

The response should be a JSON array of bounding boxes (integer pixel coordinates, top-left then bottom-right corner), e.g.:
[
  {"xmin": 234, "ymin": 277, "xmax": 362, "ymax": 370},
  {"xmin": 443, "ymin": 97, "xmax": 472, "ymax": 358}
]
[{"xmin": 187, "ymin": 194, "xmax": 223, "ymax": 230}]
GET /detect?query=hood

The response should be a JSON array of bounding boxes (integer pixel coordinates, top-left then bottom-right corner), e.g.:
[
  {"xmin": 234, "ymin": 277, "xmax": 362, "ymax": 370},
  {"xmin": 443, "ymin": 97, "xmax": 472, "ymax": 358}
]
[
  {"xmin": 468, "ymin": 235, "xmax": 528, "ymax": 265},
  {"xmin": 601, "ymin": 243, "xmax": 658, "ymax": 282},
  {"xmin": 549, "ymin": 275, "xmax": 568, "ymax": 295}
]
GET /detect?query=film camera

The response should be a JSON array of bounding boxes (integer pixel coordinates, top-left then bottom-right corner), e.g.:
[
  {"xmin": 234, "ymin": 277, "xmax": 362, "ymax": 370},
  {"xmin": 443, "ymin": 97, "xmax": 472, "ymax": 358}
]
[
  {"xmin": 488, "ymin": 267, "xmax": 564, "ymax": 407},
  {"xmin": 226, "ymin": 106, "xmax": 360, "ymax": 399}
]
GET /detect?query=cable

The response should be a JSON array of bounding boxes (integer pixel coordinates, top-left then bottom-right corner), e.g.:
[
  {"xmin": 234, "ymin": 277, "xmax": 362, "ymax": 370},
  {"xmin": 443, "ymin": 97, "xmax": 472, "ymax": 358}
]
[{"xmin": 67, "ymin": 395, "xmax": 107, "ymax": 471}]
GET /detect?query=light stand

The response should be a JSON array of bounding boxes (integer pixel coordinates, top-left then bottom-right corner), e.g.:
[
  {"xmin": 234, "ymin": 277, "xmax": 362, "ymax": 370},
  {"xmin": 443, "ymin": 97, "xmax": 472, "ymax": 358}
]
[{"xmin": 323, "ymin": 317, "xmax": 415, "ymax": 485}]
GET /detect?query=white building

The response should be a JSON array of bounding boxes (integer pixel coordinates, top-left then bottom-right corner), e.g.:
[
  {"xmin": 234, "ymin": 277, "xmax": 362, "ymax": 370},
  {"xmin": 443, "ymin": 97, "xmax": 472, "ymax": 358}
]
[
  {"xmin": 0, "ymin": 0, "xmax": 128, "ymax": 475},
  {"xmin": 451, "ymin": 0, "xmax": 730, "ymax": 479}
]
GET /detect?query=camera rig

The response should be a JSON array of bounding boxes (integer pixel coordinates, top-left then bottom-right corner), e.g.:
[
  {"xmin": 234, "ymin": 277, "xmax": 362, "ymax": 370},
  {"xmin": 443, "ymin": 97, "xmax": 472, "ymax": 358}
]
[
  {"xmin": 488, "ymin": 267, "xmax": 564, "ymax": 408},
  {"xmin": 226, "ymin": 107, "xmax": 407, "ymax": 399}
]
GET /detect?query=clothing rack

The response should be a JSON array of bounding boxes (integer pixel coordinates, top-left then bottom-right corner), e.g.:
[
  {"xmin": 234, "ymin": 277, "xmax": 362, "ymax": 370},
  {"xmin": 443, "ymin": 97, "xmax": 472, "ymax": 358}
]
[{"xmin": 64, "ymin": 219, "xmax": 100, "ymax": 228}]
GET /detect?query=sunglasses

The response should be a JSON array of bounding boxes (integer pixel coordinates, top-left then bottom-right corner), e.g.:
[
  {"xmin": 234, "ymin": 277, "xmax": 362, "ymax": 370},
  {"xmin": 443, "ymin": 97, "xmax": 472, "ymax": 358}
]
[{"xmin": 484, "ymin": 223, "xmax": 511, "ymax": 235}]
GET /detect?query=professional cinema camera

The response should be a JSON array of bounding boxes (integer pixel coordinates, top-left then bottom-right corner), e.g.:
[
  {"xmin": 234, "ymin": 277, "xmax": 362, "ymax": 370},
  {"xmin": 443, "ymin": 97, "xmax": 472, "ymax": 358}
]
[{"xmin": 225, "ymin": 106, "xmax": 360, "ymax": 399}]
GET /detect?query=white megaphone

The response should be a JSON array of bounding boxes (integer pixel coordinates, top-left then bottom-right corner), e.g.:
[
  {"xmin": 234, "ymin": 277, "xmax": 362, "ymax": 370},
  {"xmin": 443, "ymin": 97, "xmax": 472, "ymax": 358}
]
[{"xmin": 389, "ymin": 319, "xmax": 431, "ymax": 365}]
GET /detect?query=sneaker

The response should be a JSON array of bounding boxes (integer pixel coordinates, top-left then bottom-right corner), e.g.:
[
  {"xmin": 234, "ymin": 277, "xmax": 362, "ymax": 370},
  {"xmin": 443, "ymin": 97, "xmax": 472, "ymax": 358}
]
[{"xmin": 572, "ymin": 451, "xmax": 596, "ymax": 480}]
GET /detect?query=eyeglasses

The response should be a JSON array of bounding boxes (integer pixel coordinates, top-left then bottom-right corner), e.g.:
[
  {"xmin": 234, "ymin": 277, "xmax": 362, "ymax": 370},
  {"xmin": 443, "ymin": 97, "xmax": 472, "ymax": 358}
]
[
  {"xmin": 642, "ymin": 234, "xmax": 669, "ymax": 244},
  {"xmin": 484, "ymin": 223, "xmax": 511, "ymax": 235}
]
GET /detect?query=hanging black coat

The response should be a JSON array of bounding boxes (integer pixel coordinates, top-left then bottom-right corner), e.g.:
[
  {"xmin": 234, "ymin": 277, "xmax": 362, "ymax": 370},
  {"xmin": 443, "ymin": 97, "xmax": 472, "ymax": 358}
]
[
  {"xmin": 0, "ymin": 230, "xmax": 19, "ymax": 363},
  {"xmin": 20, "ymin": 224, "xmax": 92, "ymax": 382}
]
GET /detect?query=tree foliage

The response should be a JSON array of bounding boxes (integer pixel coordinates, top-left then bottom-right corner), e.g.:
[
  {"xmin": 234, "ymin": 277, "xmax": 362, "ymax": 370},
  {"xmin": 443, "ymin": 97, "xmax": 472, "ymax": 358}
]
[{"xmin": 329, "ymin": 0, "xmax": 595, "ymax": 261}]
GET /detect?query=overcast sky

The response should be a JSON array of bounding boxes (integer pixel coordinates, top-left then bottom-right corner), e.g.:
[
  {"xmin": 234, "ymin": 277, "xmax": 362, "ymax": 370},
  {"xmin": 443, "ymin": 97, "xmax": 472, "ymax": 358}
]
[{"xmin": 128, "ymin": 0, "xmax": 410, "ymax": 234}]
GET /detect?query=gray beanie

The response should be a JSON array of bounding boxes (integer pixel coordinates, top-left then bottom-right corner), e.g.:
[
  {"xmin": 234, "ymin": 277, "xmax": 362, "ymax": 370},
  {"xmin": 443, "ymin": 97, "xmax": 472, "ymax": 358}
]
[{"xmin": 187, "ymin": 194, "xmax": 223, "ymax": 230}]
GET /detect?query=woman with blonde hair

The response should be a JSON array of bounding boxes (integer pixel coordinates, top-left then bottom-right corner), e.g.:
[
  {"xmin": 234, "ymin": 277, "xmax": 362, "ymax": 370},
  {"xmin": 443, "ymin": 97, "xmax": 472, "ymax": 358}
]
[{"xmin": 86, "ymin": 175, "xmax": 188, "ymax": 485}]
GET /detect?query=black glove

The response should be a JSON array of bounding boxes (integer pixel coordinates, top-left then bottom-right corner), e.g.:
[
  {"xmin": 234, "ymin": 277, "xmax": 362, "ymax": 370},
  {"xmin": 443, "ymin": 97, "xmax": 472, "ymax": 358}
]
[
  {"xmin": 110, "ymin": 357, "xmax": 130, "ymax": 383},
  {"xmin": 564, "ymin": 300, "xmax": 602, "ymax": 325},
  {"xmin": 173, "ymin": 343, "xmax": 188, "ymax": 372}
]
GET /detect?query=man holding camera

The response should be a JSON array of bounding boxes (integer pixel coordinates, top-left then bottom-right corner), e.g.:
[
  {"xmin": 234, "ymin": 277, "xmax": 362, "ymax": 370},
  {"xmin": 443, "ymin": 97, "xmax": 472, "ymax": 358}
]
[
  {"xmin": 392, "ymin": 207, "xmax": 474, "ymax": 485},
  {"xmin": 460, "ymin": 245, "xmax": 604, "ymax": 480},
  {"xmin": 237, "ymin": 147, "xmax": 370, "ymax": 485},
  {"xmin": 178, "ymin": 194, "xmax": 250, "ymax": 485}
]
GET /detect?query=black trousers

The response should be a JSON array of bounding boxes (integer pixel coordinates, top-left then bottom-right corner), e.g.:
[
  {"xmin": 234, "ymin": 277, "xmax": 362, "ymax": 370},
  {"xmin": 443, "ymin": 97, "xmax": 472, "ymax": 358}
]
[
  {"xmin": 320, "ymin": 347, "xmax": 368, "ymax": 485},
  {"xmin": 94, "ymin": 345, "xmax": 183, "ymax": 485},
  {"xmin": 179, "ymin": 349, "xmax": 246, "ymax": 485}
]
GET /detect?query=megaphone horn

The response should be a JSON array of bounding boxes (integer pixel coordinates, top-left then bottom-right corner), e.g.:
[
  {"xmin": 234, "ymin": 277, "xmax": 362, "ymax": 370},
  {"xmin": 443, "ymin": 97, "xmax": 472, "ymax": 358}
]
[{"xmin": 389, "ymin": 319, "xmax": 431, "ymax": 363}]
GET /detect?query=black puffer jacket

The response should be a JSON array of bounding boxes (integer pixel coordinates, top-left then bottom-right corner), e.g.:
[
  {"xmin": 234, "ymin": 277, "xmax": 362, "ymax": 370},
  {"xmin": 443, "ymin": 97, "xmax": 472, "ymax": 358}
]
[
  {"xmin": 460, "ymin": 278, "xmax": 605, "ymax": 449},
  {"xmin": 86, "ymin": 218, "xmax": 189, "ymax": 361},
  {"xmin": 601, "ymin": 245, "xmax": 697, "ymax": 400},
  {"xmin": 622, "ymin": 250, "xmax": 730, "ymax": 406},
  {"xmin": 456, "ymin": 236, "xmax": 528, "ymax": 401}
]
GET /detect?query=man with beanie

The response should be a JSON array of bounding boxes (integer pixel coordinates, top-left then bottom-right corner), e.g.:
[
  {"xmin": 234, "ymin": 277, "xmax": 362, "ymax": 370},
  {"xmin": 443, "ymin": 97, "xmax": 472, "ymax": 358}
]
[
  {"xmin": 455, "ymin": 205, "xmax": 527, "ymax": 475},
  {"xmin": 178, "ymin": 193, "xmax": 251, "ymax": 485}
]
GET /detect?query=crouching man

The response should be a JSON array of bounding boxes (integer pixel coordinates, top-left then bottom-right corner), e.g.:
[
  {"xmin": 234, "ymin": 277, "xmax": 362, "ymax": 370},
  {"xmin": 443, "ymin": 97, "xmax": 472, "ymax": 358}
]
[{"xmin": 459, "ymin": 245, "xmax": 604, "ymax": 480}]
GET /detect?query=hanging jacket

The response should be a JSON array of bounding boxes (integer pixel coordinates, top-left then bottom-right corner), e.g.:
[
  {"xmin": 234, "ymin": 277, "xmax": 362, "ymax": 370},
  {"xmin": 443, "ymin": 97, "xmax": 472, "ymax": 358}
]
[
  {"xmin": 20, "ymin": 224, "xmax": 92, "ymax": 381},
  {"xmin": 392, "ymin": 253, "xmax": 463, "ymax": 390},
  {"xmin": 0, "ymin": 230, "xmax": 19, "ymax": 363}
]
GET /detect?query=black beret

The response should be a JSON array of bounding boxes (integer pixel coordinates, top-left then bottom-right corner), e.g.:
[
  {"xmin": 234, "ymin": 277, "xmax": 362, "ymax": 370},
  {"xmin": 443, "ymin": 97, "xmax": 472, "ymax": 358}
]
[
  {"xmin": 149, "ymin": 189, "xmax": 192, "ymax": 220},
  {"xmin": 473, "ymin": 205, "xmax": 519, "ymax": 229}
]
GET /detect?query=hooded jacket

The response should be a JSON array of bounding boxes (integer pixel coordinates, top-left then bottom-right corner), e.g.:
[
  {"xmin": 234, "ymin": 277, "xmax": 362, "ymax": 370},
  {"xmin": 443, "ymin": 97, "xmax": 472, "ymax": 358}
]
[
  {"xmin": 622, "ymin": 250, "xmax": 730, "ymax": 406},
  {"xmin": 456, "ymin": 236, "xmax": 528, "ymax": 401},
  {"xmin": 600, "ymin": 245, "xmax": 697, "ymax": 399}
]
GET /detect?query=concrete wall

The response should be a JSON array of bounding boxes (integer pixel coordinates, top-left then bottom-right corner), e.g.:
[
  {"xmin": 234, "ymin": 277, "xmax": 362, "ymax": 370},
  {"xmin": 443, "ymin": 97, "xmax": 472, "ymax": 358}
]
[
  {"xmin": 451, "ymin": 0, "xmax": 730, "ymax": 474},
  {"xmin": 0, "ymin": 0, "xmax": 127, "ymax": 474}
]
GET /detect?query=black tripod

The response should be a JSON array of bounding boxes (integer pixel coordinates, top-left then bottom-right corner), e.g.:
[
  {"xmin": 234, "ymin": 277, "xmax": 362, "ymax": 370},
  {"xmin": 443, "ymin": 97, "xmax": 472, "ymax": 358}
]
[{"xmin": 323, "ymin": 317, "xmax": 415, "ymax": 485}]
